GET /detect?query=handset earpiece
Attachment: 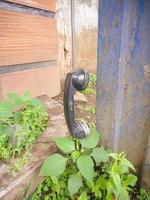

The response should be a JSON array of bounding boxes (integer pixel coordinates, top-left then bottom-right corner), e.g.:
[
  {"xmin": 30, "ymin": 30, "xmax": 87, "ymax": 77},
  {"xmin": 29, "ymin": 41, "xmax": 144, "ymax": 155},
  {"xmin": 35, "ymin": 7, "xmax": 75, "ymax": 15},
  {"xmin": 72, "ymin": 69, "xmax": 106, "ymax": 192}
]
[
  {"xmin": 72, "ymin": 70, "xmax": 89, "ymax": 91},
  {"xmin": 64, "ymin": 69, "xmax": 89, "ymax": 139}
]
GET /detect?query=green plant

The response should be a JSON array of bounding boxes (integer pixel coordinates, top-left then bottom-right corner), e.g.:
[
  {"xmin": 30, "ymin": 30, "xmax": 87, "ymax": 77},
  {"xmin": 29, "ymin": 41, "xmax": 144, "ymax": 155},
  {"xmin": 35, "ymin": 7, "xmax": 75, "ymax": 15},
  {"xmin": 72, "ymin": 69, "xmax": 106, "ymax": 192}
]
[
  {"xmin": 0, "ymin": 91, "xmax": 48, "ymax": 170},
  {"xmin": 11, "ymin": 149, "xmax": 31, "ymax": 175},
  {"xmin": 32, "ymin": 129, "xmax": 137, "ymax": 200},
  {"xmin": 82, "ymin": 106, "xmax": 96, "ymax": 114},
  {"xmin": 137, "ymin": 188, "xmax": 150, "ymax": 200},
  {"xmin": 89, "ymin": 73, "xmax": 97, "ymax": 84},
  {"xmin": 16, "ymin": 179, "xmax": 32, "ymax": 200},
  {"xmin": 88, "ymin": 122, "xmax": 96, "ymax": 129},
  {"xmin": 0, "ymin": 134, "xmax": 10, "ymax": 159},
  {"xmin": 82, "ymin": 73, "xmax": 96, "ymax": 95}
]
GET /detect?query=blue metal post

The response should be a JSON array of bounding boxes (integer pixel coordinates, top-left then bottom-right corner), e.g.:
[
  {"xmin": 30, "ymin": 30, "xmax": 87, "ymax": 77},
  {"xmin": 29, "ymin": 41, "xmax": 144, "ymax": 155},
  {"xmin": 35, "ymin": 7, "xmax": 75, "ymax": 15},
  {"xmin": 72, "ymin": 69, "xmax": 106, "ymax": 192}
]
[{"xmin": 96, "ymin": 0, "xmax": 150, "ymax": 186}]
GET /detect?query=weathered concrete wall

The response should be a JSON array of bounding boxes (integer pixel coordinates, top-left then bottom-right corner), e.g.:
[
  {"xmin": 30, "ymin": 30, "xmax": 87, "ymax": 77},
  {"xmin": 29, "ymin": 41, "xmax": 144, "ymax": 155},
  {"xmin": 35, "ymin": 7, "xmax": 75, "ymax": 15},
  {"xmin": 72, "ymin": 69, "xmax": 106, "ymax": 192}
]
[
  {"xmin": 56, "ymin": 0, "xmax": 72, "ymax": 82},
  {"xmin": 75, "ymin": 0, "xmax": 98, "ymax": 72},
  {"xmin": 96, "ymin": 0, "xmax": 150, "ymax": 188},
  {"xmin": 56, "ymin": 0, "xmax": 98, "ymax": 82}
]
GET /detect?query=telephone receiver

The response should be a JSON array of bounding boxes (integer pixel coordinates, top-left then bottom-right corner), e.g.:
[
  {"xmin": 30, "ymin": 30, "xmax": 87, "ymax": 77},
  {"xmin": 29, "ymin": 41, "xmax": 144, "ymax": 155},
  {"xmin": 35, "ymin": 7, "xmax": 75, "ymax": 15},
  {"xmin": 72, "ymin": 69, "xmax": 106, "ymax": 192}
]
[{"xmin": 64, "ymin": 69, "xmax": 89, "ymax": 139}]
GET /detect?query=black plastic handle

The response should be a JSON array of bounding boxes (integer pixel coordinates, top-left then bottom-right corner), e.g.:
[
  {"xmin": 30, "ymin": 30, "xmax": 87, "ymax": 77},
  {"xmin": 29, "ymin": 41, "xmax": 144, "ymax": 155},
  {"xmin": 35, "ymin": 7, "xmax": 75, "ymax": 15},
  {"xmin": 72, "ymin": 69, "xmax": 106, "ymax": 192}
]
[{"xmin": 64, "ymin": 69, "xmax": 89, "ymax": 139}]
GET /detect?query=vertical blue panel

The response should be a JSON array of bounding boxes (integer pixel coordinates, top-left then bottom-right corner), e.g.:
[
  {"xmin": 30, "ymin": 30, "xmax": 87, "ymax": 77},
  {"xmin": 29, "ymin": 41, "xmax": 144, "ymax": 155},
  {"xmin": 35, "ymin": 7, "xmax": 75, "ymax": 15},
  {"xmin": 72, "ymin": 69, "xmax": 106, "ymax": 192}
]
[
  {"xmin": 96, "ymin": 0, "xmax": 150, "ymax": 174},
  {"xmin": 118, "ymin": 0, "xmax": 150, "ymax": 166},
  {"xmin": 96, "ymin": 0, "xmax": 123, "ymax": 146}
]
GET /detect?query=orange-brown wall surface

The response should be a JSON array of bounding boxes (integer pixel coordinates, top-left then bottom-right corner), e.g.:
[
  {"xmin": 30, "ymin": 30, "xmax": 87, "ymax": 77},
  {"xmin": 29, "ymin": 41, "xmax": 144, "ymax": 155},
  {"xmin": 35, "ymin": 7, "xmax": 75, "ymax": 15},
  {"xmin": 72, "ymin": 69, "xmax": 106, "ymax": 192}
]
[{"xmin": 0, "ymin": 0, "xmax": 60, "ymax": 99}]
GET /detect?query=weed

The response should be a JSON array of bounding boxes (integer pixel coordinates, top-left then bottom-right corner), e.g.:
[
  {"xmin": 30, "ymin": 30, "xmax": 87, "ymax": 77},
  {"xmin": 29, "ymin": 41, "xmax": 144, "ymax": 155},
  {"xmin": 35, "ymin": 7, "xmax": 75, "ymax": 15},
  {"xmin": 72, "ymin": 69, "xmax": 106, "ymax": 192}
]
[
  {"xmin": 11, "ymin": 149, "xmax": 31, "ymax": 175},
  {"xmin": 32, "ymin": 129, "xmax": 137, "ymax": 200},
  {"xmin": 16, "ymin": 179, "xmax": 32, "ymax": 200},
  {"xmin": 82, "ymin": 73, "xmax": 96, "ymax": 95},
  {"xmin": 82, "ymin": 106, "xmax": 96, "ymax": 114},
  {"xmin": 137, "ymin": 188, "xmax": 150, "ymax": 200},
  {"xmin": 0, "ymin": 91, "xmax": 48, "ymax": 172},
  {"xmin": 88, "ymin": 122, "xmax": 96, "ymax": 129}
]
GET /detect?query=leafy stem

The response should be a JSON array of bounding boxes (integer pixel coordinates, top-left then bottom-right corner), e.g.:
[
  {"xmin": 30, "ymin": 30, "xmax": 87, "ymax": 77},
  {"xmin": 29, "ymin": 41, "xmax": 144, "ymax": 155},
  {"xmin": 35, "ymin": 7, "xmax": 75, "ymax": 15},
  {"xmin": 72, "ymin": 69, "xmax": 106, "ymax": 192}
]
[{"xmin": 38, "ymin": 128, "xmax": 137, "ymax": 200}]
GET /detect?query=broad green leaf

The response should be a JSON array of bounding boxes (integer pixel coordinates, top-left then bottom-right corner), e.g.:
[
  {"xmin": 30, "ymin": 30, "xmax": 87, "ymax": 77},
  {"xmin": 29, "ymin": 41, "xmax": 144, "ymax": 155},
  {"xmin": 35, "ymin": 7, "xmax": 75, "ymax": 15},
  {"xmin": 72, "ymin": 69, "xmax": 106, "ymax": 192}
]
[
  {"xmin": 118, "ymin": 188, "xmax": 130, "ymax": 200},
  {"xmin": 40, "ymin": 153, "xmax": 67, "ymax": 177},
  {"xmin": 7, "ymin": 93, "xmax": 19, "ymax": 101},
  {"xmin": 91, "ymin": 147, "xmax": 108, "ymax": 164},
  {"xmin": 112, "ymin": 163, "xmax": 121, "ymax": 175},
  {"xmin": 119, "ymin": 160, "xmax": 129, "ymax": 173},
  {"xmin": 107, "ymin": 178, "xmax": 119, "ymax": 198},
  {"xmin": 1, "ymin": 125, "xmax": 13, "ymax": 136},
  {"xmin": 0, "ymin": 107, "xmax": 13, "ymax": 119},
  {"xmin": 96, "ymin": 176, "xmax": 107, "ymax": 190},
  {"xmin": 106, "ymin": 148, "xmax": 112, "ymax": 154},
  {"xmin": 122, "ymin": 157, "xmax": 136, "ymax": 172},
  {"xmin": 80, "ymin": 128, "xmax": 100, "ymax": 149},
  {"xmin": 68, "ymin": 174, "xmax": 82, "ymax": 195},
  {"xmin": 0, "ymin": 100, "xmax": 14, "ymax": 110},
  {"xmin": 7, "ymin": 93, "xmax": 22, "ymax": 105},
  {"xmin": 54, "ymin": 137, "xmax": 75, "ymax": 154},
  {"xmin": 53, "ymin": 184, "xmax": 60, "ymax": 193},
  {"xmin": 93, "ymin": 185, "xmax": 102, "ymax": 198},
  {"xmin": 106, "ymin": 192, "xmax": 113, "ymax": 200},
  {"xmin": 51, "ymin": 176, "xmax": 58, "ymax": 184},
  {"xmin": 119, "ymin": 152, "xmax": 127, "ymax": 158},
  {"xmin": 6, "ymin": 93, "xmax": 24, "ymax": 109},
  {"xmin": 77, "ymin": 155, "xmax": 94, "ymax": 183},
  {"xmin": 123, "ymin": 174, "xmax": 137, "ymax": 187},
  {"xmin": 28, "ymin": 99, "xmax": 43, "ymax": 107},
  {"xmin": 106, "ymin": 180, "xmax": 113, "ymax": 193},
  {"xmin": 22, "ymin": 91, "xmax": 31, "ymax": 101},
  {"xmin": 78, "ymin": 191, "xmax": 88, "ymax": 200},
  {"xmin": 112, "ymin": 174, "xmax": 121, "ymax": 191},
  {"xmin": 71, "ymin": 151, "xmax": 80, "ymax": 162},
  {"xmin": 108, "ymin": 153, "xmax": 118, "ymax": 159},
  {"xmin": 92, "ymin": 183, "xmax": 102, "ymax": 198},
  {"xmin": 14, "ymin": 112, "xmax": 23, "ymax": 123}
]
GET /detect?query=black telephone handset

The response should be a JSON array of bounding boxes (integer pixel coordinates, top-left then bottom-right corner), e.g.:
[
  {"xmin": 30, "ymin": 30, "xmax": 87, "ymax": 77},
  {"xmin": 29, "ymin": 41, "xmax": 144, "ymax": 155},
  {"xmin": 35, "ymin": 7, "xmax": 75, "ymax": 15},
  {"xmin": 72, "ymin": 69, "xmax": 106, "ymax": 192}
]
[{"xmin": 64, "ymin": 69, "xmax": 89, "ymax": 139}]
